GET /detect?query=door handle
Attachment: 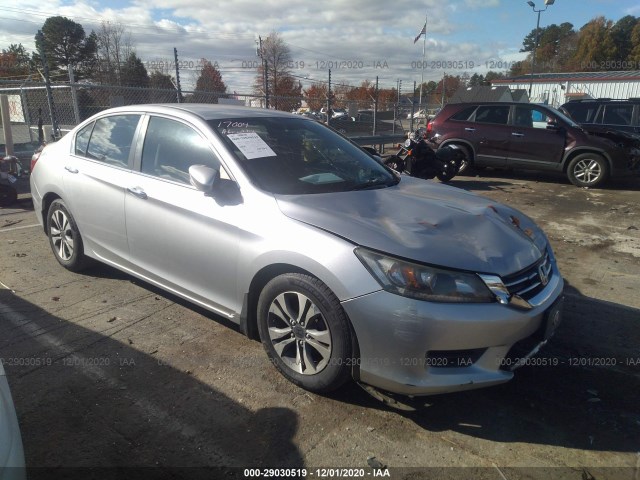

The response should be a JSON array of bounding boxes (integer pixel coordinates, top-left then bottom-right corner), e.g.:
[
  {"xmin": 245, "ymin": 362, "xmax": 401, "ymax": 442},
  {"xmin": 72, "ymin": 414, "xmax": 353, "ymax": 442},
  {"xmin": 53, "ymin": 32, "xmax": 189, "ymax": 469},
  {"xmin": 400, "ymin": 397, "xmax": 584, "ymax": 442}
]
[
  {"xmin": 464, "ymin": 127, "xmax": 476, "ymax": 132},
  {"xmin": 64, "ymin": 166, "xmax": 79, "ymax": 174},
  {"xmin": 127, "ymin": 187, "xmax": 148, "ymax": 199},
  {"xmin": 511, "ymin": 132, "xmax": 525, "ymax": 137}
]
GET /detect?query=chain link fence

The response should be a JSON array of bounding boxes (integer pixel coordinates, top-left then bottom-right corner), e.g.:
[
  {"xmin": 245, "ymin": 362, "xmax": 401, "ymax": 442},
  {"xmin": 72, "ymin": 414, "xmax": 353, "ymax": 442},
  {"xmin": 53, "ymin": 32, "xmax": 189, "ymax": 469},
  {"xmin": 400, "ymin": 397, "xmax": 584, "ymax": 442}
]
[{"xmin": 1, "ymin": 79, "xmax": 441, "ymax": 152}]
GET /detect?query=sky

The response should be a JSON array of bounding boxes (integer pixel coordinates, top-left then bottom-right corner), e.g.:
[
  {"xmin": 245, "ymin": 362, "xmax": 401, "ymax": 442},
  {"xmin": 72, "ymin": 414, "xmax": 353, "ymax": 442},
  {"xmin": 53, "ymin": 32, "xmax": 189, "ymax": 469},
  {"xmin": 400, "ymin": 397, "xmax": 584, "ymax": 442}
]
[{"xmin": 1, "ymin": 0, "xmax": 639, "ymax": 92}]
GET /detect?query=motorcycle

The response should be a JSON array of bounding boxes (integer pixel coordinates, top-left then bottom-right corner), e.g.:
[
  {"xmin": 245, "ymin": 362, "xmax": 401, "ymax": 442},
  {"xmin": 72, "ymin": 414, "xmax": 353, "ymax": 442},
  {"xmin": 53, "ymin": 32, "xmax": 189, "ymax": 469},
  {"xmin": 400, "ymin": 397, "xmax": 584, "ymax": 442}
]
[
  {"xmin": 384, "ymin": 128, "xmax": 463, "ymax": 182},
  {"xmin": 0, "ymin": 155, "xmax": 29, "ymax": 207}
]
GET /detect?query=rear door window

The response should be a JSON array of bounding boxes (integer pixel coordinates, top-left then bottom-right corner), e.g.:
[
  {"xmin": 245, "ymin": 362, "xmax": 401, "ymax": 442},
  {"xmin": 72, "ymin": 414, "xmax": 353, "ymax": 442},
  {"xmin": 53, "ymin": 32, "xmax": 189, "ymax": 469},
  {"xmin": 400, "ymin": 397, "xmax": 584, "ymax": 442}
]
[
  {"xmin": 601, "ymin": 105, "xmax": 634, "ymax": 126},
  {"xmin": 85, "ymin": 115, "xmax": 141, "ymax": 168},
  {"xmin": 474, "ymin": 106, "xmax": 510, "ymax": 125},
  {"xmin": 450, "ymin": 106, "xmax": 477, "ymax": 121}
]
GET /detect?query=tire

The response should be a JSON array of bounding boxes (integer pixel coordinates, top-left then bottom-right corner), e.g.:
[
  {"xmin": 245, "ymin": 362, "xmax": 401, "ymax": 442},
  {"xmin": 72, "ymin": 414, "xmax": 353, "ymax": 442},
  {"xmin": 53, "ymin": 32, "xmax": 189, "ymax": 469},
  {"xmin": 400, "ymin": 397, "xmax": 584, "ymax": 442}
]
[
  {"xmin": 257, "ymin": 273, "xmax": 353, "ymax": 393},
  {"xmin": 384, "ymin": 155, "xmax": 405, "ymax": 173},
  {"xmin": 567, "ymin": 153, "xmax": 609, "ymax": 188},
  {"xmin": 445, "ymin": 144, "xmax": 472, "ymax": 175},
  {"xmin": 46, "ymin": 199, "xmax": 89, "ymax": 272},
  {"xmin": 436, "ymin": 161, "xmax": 457, "ymax": 182},
  {"xmin": 0, "ymin": 185, "xmax": 18, "ymax": 207}
]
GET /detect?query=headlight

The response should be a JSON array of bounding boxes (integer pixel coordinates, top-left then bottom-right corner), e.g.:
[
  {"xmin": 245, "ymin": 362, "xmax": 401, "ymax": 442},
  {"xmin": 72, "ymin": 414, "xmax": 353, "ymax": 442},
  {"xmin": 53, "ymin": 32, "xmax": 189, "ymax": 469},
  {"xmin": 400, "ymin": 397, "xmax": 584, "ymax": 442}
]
[{"xmin": 355, "ymin": 248, "xmax": 494, "ymax": 303}]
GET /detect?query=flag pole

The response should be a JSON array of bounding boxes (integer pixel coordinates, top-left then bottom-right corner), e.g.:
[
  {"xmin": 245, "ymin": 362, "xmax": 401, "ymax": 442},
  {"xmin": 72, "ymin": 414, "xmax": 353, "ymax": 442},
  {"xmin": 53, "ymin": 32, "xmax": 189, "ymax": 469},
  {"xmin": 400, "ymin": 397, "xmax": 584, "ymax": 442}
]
[{"xmin": 419, "ymin": 13, "xmax": 427, "ymax": 115}]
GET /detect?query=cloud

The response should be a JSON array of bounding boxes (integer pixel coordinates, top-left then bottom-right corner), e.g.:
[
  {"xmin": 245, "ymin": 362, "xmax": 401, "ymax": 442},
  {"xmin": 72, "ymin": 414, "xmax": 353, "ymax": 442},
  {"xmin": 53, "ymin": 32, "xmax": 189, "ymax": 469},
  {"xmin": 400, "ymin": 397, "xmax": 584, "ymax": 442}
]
[
  {"xmin": 464, "ymin": 0, "xmax": 500, "ymax": 8},
  {"xmin": 0, "ymin": 0, "xmax": 520, "ymax": 92}
]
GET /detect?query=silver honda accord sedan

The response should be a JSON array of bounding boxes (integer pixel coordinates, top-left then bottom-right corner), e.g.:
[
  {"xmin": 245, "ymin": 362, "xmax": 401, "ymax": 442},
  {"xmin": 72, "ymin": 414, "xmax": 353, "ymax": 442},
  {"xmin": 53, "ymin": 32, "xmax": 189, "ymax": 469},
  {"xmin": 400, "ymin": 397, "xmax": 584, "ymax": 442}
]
[{"xmin": 30, "ymin": 104, "xmax": 564, "ymax": 396}]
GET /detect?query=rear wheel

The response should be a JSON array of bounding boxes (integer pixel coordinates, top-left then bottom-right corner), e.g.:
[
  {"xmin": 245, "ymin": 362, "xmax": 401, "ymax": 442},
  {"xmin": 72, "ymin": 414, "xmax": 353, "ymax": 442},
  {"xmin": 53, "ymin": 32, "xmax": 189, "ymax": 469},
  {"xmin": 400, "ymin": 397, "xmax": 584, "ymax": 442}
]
[
  {"xmin": 46, "ymin": 199, "xmax": 89, "ymax": 272},
  {"xmin": 257, "ymin": 273, "xmax": 353, "ymax": 393},
  {"xmin": 567, "ymin": 153, "xmax": 609, "ymax": 188}
]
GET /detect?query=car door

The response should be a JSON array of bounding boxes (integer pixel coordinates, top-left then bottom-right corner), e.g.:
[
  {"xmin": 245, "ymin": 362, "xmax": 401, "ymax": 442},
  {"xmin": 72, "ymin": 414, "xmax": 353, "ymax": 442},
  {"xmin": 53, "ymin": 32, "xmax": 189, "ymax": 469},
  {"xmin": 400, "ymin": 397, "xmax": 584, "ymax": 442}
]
[
  {"xmin": 467, "ymin": 105, "xmax": 510, "ymax": 167},
  {"xmin": 62, "ymin": 114, "xmax": 142, "ymax": 265},
  {"xmin": 124, "ymin": 114, "xmax": 242, "ymax": 318},
  {"xmin": 507, "ymin": 105, "xmax": 566, "ymax": 170}
]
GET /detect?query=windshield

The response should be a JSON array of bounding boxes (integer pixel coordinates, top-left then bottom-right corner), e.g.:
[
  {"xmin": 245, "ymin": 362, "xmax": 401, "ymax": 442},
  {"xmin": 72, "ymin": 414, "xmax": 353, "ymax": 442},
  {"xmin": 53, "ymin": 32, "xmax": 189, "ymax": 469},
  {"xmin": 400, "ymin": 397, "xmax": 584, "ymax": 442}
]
[{"xmin": 208, "ymin": 116, "xmax": 397, "ymax": 194}]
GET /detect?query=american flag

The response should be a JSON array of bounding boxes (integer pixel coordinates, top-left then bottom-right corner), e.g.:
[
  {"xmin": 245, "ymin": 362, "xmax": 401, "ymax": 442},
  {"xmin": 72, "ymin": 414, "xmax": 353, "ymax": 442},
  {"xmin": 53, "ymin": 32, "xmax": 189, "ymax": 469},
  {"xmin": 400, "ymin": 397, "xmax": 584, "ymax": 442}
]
[{"xmin": 414, "ymin": 21, "xmax": 427, "ymax": 44}]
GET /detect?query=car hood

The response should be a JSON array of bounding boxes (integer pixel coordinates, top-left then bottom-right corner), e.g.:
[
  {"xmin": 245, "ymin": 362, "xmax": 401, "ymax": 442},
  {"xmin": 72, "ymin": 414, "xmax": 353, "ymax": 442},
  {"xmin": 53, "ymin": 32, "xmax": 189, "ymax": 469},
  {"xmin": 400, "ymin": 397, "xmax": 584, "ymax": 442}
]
[{"xmin": 275, "ymin": 177, "xmax": 547, "ymax": 277}]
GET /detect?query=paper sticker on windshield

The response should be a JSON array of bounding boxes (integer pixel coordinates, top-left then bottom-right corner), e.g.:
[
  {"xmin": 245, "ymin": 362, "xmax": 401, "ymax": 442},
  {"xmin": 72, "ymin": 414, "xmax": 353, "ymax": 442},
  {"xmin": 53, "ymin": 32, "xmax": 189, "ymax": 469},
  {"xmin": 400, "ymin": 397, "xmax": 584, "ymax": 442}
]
[{"xmin": 227, "ymin": 132, "xmax": 276, "ymax": 160}]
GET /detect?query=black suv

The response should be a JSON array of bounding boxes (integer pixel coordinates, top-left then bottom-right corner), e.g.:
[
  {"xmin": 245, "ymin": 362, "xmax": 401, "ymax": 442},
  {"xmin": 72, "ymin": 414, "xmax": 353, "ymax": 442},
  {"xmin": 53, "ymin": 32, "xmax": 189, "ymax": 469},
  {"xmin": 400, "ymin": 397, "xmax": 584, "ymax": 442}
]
[
  {"xmin": 560, "ymin": 98, "xmax": 640, "ymax": 134},
  {"xmin": 427, "ymin": 102, "xmax": 633, "ymax": 188}
]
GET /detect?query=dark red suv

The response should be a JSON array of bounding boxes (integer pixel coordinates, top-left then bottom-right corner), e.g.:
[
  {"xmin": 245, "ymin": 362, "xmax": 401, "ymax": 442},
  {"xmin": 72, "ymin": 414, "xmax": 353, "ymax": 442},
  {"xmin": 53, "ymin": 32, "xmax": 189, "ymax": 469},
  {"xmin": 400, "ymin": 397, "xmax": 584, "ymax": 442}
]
[{"xmin": 427, "ymin": 102, "xmax": 633, "ymax": 187}]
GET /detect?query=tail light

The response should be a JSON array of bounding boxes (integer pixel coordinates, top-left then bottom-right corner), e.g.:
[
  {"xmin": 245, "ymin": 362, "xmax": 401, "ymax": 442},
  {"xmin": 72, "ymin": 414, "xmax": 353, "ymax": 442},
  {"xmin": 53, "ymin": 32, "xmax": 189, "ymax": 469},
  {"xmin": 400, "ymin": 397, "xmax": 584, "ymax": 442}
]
[
  {"xmin": 30, "ymin": 147, "xmax": 44, "ymax": 172},
  {"xmin": 427, "ymin": 121, "xmax": 433, "ymax": 134}
]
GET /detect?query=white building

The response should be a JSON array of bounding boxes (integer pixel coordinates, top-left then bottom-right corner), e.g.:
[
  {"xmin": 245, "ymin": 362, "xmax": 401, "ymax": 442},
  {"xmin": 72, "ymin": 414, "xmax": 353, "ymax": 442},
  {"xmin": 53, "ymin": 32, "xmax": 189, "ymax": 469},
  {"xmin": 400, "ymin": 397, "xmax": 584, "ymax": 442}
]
[{"xmin": 492, "ymin": 71, "xmax": 640, "ymax": 107}]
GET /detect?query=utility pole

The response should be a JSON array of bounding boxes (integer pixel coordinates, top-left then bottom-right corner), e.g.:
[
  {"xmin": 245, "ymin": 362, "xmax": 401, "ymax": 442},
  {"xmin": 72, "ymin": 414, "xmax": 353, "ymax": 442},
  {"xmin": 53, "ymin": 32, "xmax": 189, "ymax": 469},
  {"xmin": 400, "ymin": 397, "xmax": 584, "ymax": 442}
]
[
  {"xmin": 257, "ymin": 36, "xmax": 269, "ymax": 108},
  {"xmin": 174, "ymin": 48, "xmax": 182, "ymax": 103},
  {"xmin": 393, "ymin": 79, "xmax": 401, "ymax": 134},
  {"xmin": 372, "ymin": 76, "xmax": 379, "ymax": 136}
]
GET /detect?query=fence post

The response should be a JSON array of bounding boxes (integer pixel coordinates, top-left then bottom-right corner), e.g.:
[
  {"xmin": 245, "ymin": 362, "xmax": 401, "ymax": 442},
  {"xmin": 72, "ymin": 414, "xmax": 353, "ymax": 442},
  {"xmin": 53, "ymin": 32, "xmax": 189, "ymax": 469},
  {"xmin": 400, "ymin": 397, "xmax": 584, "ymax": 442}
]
[
  {"xmin": 326, "ymin": 69, "xmax": 331, "ymax": 127},
  {"xmin": 410, "ymin": 81, "xmax": 416, "ymax": 132},
  {"xmin": 19, "ymin": 82, "xmax": 33, "ymax": 143},
  {"xmin": 68, "ymin": 64, "xmax": 81, "ymax": 125},
  {"xmin": 0, "ymin": 95, "xmax": 14, "ymax": 156},
  {"xmin": 174, "ymin": 48, "xmax": 182, "ymax": 103},
  {"xmin": 36, "ymin": 30, "xmax": 60, "ymax": 140}
]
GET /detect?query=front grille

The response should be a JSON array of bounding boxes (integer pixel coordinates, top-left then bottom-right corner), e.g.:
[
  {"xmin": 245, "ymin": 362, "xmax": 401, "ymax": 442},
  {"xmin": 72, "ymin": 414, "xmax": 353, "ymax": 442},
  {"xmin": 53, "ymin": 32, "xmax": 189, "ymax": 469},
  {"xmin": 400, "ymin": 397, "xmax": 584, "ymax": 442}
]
[{"xmin": 502, "ymin": 251, "xmax": 553, "ymax": 301}]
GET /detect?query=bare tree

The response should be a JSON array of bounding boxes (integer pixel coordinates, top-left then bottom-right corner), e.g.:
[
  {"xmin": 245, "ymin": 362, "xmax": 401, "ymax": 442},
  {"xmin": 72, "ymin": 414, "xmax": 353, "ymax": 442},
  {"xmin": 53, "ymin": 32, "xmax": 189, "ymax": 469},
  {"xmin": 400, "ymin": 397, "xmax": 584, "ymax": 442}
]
[
  {"xmin": 96, "ymin": 20, "xmax": 134, "ymax": 85},
  {"xmin": 256, "ymin": 32, "xmax": 296, "ymax": 110}
]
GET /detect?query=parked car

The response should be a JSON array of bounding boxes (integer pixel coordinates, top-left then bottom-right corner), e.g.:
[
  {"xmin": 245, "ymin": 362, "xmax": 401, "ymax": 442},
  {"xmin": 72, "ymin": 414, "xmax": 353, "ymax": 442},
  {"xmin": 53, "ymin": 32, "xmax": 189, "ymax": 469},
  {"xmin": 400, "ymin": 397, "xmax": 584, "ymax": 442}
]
[
  {"xmin": 427, "ymin": 102, "xmax": 633, "ymax": 187},
  {"xmin": 0, "ymin": 361, "xmax": 26, "ymax": 480},
  {"xmin": 559, "ymin": 99, "xmax": 640, "ymax": 174},
  {"xmin": 560, "ymin": 98, "xmax": 640, "ymax": 134},
  {"xmin": 31, "ymin": 104, "xmax": 563, "ymax": 398}
]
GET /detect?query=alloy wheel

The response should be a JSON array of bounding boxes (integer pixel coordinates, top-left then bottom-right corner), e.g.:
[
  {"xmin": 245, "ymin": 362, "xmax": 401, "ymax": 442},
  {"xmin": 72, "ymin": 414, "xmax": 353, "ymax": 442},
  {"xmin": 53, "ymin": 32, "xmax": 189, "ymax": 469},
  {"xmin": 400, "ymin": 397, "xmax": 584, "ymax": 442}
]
[
  {"xmin": 50, "ymin": 209, "xmax": 74, "ymax": 261},
  {"xmin": 266, "ymin": 291, "xmax": 332, "ymax": 375}
]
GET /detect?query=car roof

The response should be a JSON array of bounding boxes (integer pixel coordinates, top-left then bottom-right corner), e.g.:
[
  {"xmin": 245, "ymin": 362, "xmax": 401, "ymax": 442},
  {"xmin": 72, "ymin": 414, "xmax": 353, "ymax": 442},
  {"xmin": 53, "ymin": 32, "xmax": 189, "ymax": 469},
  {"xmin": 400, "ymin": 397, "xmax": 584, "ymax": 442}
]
[
  {"xmin": 95, "ymin": 104, "xmax": 303, "ymax": 121},
  {"xmin": 444, "ymin": 102, "xmax": 551, "ymax": 108}
]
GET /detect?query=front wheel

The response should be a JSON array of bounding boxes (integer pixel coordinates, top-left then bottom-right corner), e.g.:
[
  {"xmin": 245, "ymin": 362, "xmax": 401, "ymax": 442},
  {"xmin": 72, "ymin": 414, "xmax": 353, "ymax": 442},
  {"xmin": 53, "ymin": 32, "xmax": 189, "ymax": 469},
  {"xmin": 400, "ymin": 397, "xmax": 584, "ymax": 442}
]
[
  {"xmin": 436, "ymin": 161, "xmax": 457, "ymax": 182},
  {"xmin": 384, "ymin": 155, "xmax": 405, "ymax": 173},
  {"xmin": 46, "ymin": 199, "xmax": 89, "ymax": 272},
  {"xmin": 567, "ymin": 153, "xmax": 609, "ymax": 188},
  {"xmin": 257, "ymin": 273, "xmax": 353, "ymax": 393}
]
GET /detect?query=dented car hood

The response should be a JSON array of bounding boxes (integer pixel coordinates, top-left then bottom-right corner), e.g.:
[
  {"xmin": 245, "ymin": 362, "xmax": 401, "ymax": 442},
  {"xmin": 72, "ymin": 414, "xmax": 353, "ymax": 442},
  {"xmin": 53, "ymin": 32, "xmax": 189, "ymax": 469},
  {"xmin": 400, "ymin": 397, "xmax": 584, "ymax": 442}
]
[{"xmin": 275, "ymin": 177, "xmax": 547, "ymax": 277}]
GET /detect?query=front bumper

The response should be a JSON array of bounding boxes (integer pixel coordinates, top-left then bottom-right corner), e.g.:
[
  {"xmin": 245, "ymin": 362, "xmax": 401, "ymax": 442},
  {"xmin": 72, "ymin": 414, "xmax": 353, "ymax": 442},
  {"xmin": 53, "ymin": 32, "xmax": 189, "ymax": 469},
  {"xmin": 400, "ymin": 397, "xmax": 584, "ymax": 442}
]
[{"xmin": 341, "ymin": 263, "xmax": 564, "ymax": 396}]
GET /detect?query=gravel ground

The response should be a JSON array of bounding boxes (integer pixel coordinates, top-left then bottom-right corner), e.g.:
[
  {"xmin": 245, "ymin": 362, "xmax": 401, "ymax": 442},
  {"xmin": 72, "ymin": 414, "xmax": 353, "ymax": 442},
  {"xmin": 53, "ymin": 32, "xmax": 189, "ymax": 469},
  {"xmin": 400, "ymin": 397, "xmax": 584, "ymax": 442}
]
[{"xmin": 0, "ymin": 169, "xmax": 638, "ymax": 480}]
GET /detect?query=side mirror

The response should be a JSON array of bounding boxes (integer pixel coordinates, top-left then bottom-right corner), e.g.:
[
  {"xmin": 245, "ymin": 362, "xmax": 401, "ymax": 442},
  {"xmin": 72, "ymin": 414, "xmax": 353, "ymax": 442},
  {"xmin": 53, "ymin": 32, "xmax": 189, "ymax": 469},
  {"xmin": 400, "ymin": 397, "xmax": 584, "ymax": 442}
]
[{"xmin": 189, "ymin": 164, "xmax": 219, "ymax": 194}]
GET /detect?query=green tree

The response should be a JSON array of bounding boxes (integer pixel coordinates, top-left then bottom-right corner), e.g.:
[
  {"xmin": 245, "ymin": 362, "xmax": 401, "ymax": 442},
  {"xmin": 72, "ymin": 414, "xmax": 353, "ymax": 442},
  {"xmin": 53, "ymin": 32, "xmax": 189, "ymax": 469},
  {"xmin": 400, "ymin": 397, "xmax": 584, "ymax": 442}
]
[
  {"xmin": 37, "ymin": 16, "xmax": 97, "ymax": 75},
  {"xmin": 630, "ymin": 23, "xmax": 640, "ymax": 63},
  {"xmin": 121, "ymin": 52, "xmax": 149, "ymax": 87},
  {"xmin": 610, "ymin": 15, "xmax": 639, "ymax": 65}
]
